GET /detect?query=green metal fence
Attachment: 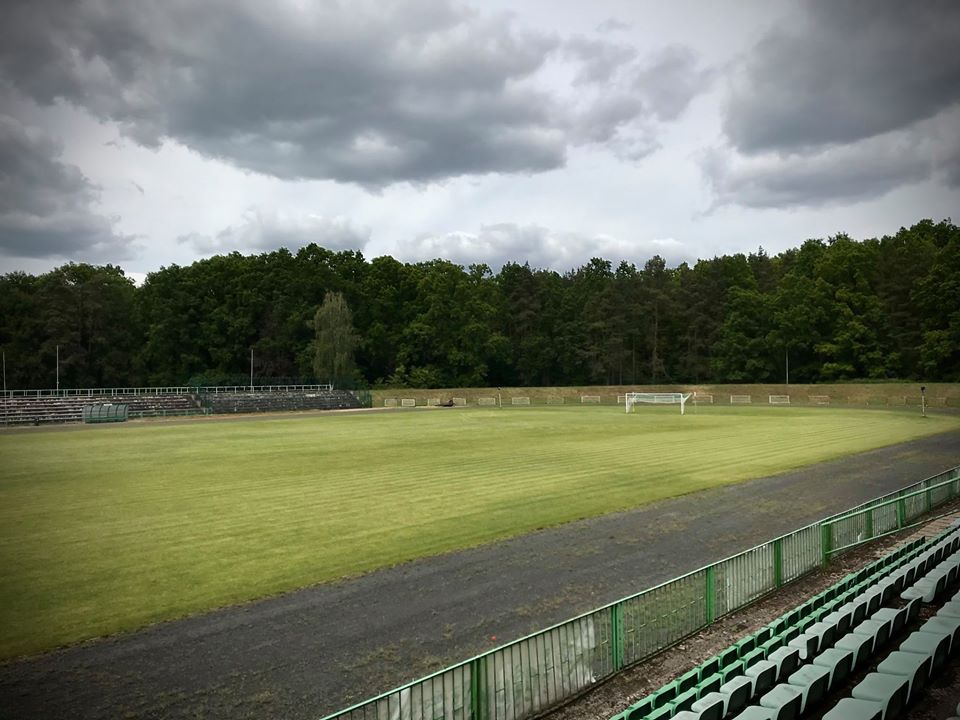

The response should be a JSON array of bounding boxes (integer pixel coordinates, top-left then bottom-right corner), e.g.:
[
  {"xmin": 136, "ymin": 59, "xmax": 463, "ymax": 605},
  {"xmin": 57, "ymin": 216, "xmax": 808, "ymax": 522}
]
[{"xmin": 322, "ymin": 463, "xmax": 960, "ymax": 720}]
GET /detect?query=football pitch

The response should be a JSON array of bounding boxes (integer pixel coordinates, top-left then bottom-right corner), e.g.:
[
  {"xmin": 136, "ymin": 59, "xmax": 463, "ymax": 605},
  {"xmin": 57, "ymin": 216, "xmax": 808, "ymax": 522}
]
[{"xmin": 1, "ymin": 405, "xmax": 957, "ymax": 659}]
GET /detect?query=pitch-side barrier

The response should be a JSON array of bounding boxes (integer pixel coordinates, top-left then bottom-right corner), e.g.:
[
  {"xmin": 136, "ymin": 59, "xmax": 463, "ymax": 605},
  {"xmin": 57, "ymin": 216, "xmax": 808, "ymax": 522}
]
[{"xmin": 322, "ymin": 463, "xmax": 960, "ymax": 720}]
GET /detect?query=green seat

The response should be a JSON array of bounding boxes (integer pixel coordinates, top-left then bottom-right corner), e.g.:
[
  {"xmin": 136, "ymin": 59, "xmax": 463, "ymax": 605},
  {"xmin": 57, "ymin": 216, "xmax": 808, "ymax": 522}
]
[
  {"xmin": 822, "ymin": 607, "xmax": 852, "ymax": 636},
  {"xmin": 759, "ymin": 635, "xmax": 782, "ymax": 657},
  {"xmin": 741, "ymin": 648, "xmax": 765, "ymax": 668},
  {"xmin": 922, "ymin": 615, "xmax": 960, "ymax": 655},
  {"xmin": 698, "ymin": 672, "xmax": 722, "ymax": 696},
  {"xmin": 936, "ymin": 600, "xmax": 960, "ymax": 618},
  {"xmin": 823, "ymin": 697, "xmax": 883, "ymax": 720},
  {"xmin": 900, "ymin": 629, "xmax": 951, "ymax": 673},
  {"xmin": 851, "ymin": 672, "xmax": 908, "ymax": 720},
  {"xmin": 735, "ymin": 636, "xmax": 756, "ymax": 658},
  {"xmin": 721, "ymin": 660, "xmax": 744, "ymax": 683},
  {"xmin": 677, "ymin": 668, "xmax": 700, "ymax": 692},
  {"xmin": 716, "ymin": 647, "xmax": 737, "ymax": 671},
  {"xmin": 787, "ymin": 633, "xmax": 817, "ymax": 660},
  {"xmin": 786, "ymin": 664, "xmax": 829, "ymax": 713},
  {"xmin": 689, "ymin": 692, "xmax": 726, "ymax": 720},
  {"xmin": 643, "ymin": 705, "xmax": 672, "ymax": 720},
  {"xmin": 835, "ymin": 628, "xmax": 874, "ymax": 671},
  {"xmin": 730, "ymin": 706, "xmax": 776, "ymax": 719},
  {"xmin": 651, "ymin": 684, "xmax": 677, "ymax": 709},
  {"xmin": 625, "ymin": 696, "xmax": 653, "ymax": 720},
  {"xmin": 758, "ymin": 684, "xmax": 802, "ymax": 720},
  {"xmin": 812, "ymin": 646, "xmax": 854, "ymax": 690},
  {"xmin": 766, "ymin": 646, "xmax": 800, "ymax": 682},
  {"xmin": 744, "ymin": 659, "xmax": 777, "ymax": 698},
  {"xmin": 700, "ymin": 656, "xmax": 722, "ymax": 678},
  {"xmin": 854, "ymin": 617, "xmax": 891, "ymax": 651},
  {"xmin": 877, "ymin": 651, "xmax": 930, "ymax": 703},
  {"xmin": 871, "ymin": 606, "xmax": 908, "ymax": 636},
  {"xmin": 671, "ymin": 687, "xmax": 698, "ymax": 714},
  {"xmin": 718, "ymin": 675, "xmax": 752, "ymax": 716}
]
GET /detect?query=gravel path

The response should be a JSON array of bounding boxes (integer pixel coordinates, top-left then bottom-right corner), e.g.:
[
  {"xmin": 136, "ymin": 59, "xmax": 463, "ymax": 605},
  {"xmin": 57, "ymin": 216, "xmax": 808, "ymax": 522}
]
[{"xmin": 1, "ymin": 431, "xmax": 958, "ymax": 720}]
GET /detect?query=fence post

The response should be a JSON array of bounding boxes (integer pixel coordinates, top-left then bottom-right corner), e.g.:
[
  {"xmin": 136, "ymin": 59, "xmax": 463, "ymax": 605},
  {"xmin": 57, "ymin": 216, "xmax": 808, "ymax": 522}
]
[
  {"xmin": 611, "ymin": 602, "xmax": 624, "ymax": 671},
  {"xmin": 773, "ymin": 538, "xmax": 784, "ymax": 588},
  {"xmin": 705, "ymin": 566, "xmax": 716, "ymax": 623},
  {"xmin": 865, "ymin": 508, "xmax": 874, "ymax": 540},
  {"xmin": 471, "ymin": 657, "xmax": 484, "ymax": 720},
  {"xmin": 896, "ymin": 497, "xmax": 906, "ymax": 528},
  {"xmin": 821, "ymin": 523, "xmax": 832, "ymax": 566}
]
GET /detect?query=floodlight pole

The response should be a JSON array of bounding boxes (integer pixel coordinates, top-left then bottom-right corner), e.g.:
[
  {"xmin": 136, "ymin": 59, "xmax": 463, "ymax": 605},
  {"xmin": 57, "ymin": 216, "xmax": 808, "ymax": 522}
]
[
  {"xmin": 921, "ymin": 385, "xmax": 926, "ymax": 417},
  {"xmin": 785, "ymin": 349, "xmax": 789, "ymax": 387},
  {"xmin": 56, "ymin": 344, "xmax": 60, "ymax": 391},
  {"xmin": 2, "ymin": 350, "xmax": 7, "ymax": 426},
  {"xmin": 250, "ymin": 348, "xmax": 254, "ymax": 393}
]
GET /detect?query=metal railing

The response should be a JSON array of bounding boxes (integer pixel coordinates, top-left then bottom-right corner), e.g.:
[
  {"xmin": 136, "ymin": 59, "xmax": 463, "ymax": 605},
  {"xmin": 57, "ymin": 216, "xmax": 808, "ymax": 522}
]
[
  {"xmin": 323, "ymin": 463, "xmax": 960, "ymax": 720},
  {"xmin": 1, "ymin": 384, "xmax": 333, "ymax": 399}
]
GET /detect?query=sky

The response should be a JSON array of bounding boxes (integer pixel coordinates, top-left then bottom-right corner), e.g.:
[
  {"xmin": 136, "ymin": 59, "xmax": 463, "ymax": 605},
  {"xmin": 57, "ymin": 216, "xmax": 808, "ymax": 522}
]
[{"xmin": 1, "ymin": 0, "xmax": 958, "ymax": 282}]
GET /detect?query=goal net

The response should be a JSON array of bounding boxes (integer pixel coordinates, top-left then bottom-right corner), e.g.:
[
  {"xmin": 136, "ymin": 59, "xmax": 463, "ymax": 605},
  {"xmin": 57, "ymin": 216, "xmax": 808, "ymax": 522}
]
[{"xmin": 625, "ymin": 392, "xmax": 693, "ymax": 415}]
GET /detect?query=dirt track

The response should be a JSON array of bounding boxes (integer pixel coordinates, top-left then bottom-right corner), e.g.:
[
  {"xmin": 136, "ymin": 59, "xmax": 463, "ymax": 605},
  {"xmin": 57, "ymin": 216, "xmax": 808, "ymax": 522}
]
[{"xmin": 1, "ymin": 431, "xmax": 958, "ymax": 719}]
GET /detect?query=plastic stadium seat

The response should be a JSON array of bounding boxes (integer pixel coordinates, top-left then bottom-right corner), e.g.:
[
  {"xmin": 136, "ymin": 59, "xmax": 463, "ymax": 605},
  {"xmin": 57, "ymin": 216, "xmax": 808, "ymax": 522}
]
[
  {"xmin": 698, "ymin": 673, "xmax": 723, "ymax": 696},
  {"xmin": 766, "ymin": 646, "xmax": 800, "ymax": 682},
  {"xmin": 920, "ymin": 616, "xmax": 960, "ymax": 655},
  {"xmin": 718, "ymin": 676, "xmax": 752, "ymax": 717},
  {"xmin": 822, "ymin": 607, "xmax": 852, "ymax": 636},
  {"xmin": 876, "ymin": 651, "xmax": 930, "ymax": 704},
  {"xmin": 689, "ymin": 692, "xmax": 726, "ymax": 720},
  {"xmin": 871, "ymin": 606, "xmax": 909, "ymax": 636},
  {"xmin": 786, "ymin": 664, "xmax": 829, "ymax": 713},
  {"xmin": 851, "ymin": 673, "xmax": 908, "ymax": 720},
  {"xmin": 643, "ymin": 706, "xmax": 672, "ymax": 720},
  {"xmin": 652, "ymin": 685, "xmax": 677, "ymax": 709},
  {"xmin": 716, "ymin": 648, "xmax": 736, "ymax": 672},
  {"xmin": 854, "ymin": 617, "xmax": 892, "ymax": 651},
  {"xmin": 900, "ymin": 629, "xmax": 951, "ymax": 674},
  {"xmin": 787, "ymin": 633, "xmax": 818, "ymax": 660},
  {"xmin": 735, "ymin": 636, "xmax": 756, "ymax": 658},
  {"xmin": 671, "ymin": 687, "xmax": 698, "ymax": 714},
  {"xmin": 937, "ymin": 600, "xmax": 960, "ymax": 618},
  {"xmin": 744, "ymin": 660, "xmax": 777, "ymax": 698},
  {"xmin": 904, "ymin": 596, "xmax": 922, "ymax": 623},
  {"xmin": 758, "ymin": 683, "xmax": 802, "ymax": 720},
  {"xmin": 731, "ymin": 707, "xmax": 777, "ymax": 720},
  {"xmin": 822, "ymin": 698, "xmax": 883, "ymax": 720},
  {"xmin": 807, "ymin": 620, "xmax": 837, "ymax": 649},
  {"xmin": 699, "ymin": 655, "xmax": 720, "ymax": 677},
  {"xmin": 678, "ymin": 668, "xmax": 700, "ymax": 692},
  {"xmin": 722, "ymin": 660, "xmax": 745, "ymax": 683},
  {"xmin": 742, "ymin": 648, "xmax": 765, "ymax": 668},
  {"xmin": 812, "ymin": 646, "xmax": 854, "ymax": 690},
  {"xmin": 626, "ymin": 696, "xmax": 653, "ymax": 719}
]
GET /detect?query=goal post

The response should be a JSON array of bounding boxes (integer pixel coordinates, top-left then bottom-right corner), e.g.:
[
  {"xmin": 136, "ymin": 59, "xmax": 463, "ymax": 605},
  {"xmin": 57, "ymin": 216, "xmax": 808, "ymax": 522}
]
[{"xmin": 624, "ymin": 392, "xmax": 693, "ymax": 415}]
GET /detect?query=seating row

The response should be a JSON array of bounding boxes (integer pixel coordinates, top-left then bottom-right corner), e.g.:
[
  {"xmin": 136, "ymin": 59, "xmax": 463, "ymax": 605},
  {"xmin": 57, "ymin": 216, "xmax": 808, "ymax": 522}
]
[{"xmin": 612, "ymin": 521, "xmax": 960, "ymax": 720}]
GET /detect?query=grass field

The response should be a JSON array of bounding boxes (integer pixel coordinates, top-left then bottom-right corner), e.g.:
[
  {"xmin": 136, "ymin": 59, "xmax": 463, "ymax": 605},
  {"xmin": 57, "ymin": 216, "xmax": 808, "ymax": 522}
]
[{"xmin": 1, "ymin": 405, "xmax": 958, "ymax": 659}]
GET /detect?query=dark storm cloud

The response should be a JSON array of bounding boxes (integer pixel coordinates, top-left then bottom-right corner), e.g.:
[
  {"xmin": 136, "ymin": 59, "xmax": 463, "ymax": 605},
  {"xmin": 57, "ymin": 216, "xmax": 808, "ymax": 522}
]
[
  {"xmin": 709, "ymin": 0, "xmax": 960, "ymax": 209},
  {"xmin": 702, "ymin": 131, "xmax": 937, "ymax": 209},
  {"xmin": 178, "ymin": 211, "xmax": 370, "ymax": 255},
  {"xmin": 725, "ymin": 0, "xmax": 960, "ymax": 153},
  {"xmin": 0, "ymin": 0, "xmax": 714, "ymax": 187},
  {"xmin": 0, "ymin": 114, "xmax": 135, "ymax": 260},
  {"xmin": 633, "ymin": 46, "xmax": 715, "ymax": 122}
]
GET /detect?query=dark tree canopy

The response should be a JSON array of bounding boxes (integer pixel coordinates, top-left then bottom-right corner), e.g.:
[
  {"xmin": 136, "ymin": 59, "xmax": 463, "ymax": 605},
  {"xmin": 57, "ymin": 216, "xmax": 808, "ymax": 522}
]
[{"xmin": 1, "ymin": 219, "xmax": 958, "ymax": 389}]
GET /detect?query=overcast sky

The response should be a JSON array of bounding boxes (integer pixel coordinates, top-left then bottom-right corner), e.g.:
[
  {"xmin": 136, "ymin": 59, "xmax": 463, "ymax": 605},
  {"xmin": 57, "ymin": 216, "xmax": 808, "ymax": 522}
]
[{"xmin": 1, "ymin": 0, "xmax": 958, "ymax": 281}]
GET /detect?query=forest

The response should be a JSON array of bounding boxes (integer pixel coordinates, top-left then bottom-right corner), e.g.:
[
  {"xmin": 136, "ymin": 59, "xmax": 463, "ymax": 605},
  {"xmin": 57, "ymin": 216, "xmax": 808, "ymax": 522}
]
[{"xmin": 0, "ymin": 219, "xmax": 957, "ymax": 390}]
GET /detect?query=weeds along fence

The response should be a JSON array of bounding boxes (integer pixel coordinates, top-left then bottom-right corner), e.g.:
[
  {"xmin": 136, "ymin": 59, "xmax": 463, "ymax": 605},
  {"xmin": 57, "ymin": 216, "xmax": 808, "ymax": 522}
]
[{"xmin": 323, "ymin": 463, "xmax": 960, "ymax": 720}]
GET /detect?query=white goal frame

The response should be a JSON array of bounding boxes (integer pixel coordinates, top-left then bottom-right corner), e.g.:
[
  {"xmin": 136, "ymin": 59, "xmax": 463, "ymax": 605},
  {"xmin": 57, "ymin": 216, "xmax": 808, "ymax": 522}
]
[{"xmin": 624, "ymin": 392, "xmax": 692, "ymax": 415}]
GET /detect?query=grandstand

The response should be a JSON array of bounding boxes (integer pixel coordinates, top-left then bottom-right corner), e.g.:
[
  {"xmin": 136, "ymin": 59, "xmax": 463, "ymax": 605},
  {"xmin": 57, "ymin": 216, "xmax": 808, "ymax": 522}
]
[
  {"xmin": 610, "ymin": 520, "xmax": 960, "ymax": 720},
  {"xmin": 0, "ymin": 385, "xmax": 363, "ymax": 425}
]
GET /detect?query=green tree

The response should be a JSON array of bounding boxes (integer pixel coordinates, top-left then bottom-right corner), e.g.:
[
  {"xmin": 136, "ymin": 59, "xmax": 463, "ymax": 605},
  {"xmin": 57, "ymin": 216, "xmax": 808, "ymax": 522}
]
[{"xmin": 312, "ymin": 291, "xmax": 359, "ymax": 387}]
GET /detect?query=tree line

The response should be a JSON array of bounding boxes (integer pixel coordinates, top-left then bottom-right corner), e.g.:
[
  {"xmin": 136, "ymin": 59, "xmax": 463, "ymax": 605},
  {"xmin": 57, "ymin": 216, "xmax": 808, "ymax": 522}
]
[{"xmin": 1, "ymin": 219, "xmax": 957, "ymax": 390}]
